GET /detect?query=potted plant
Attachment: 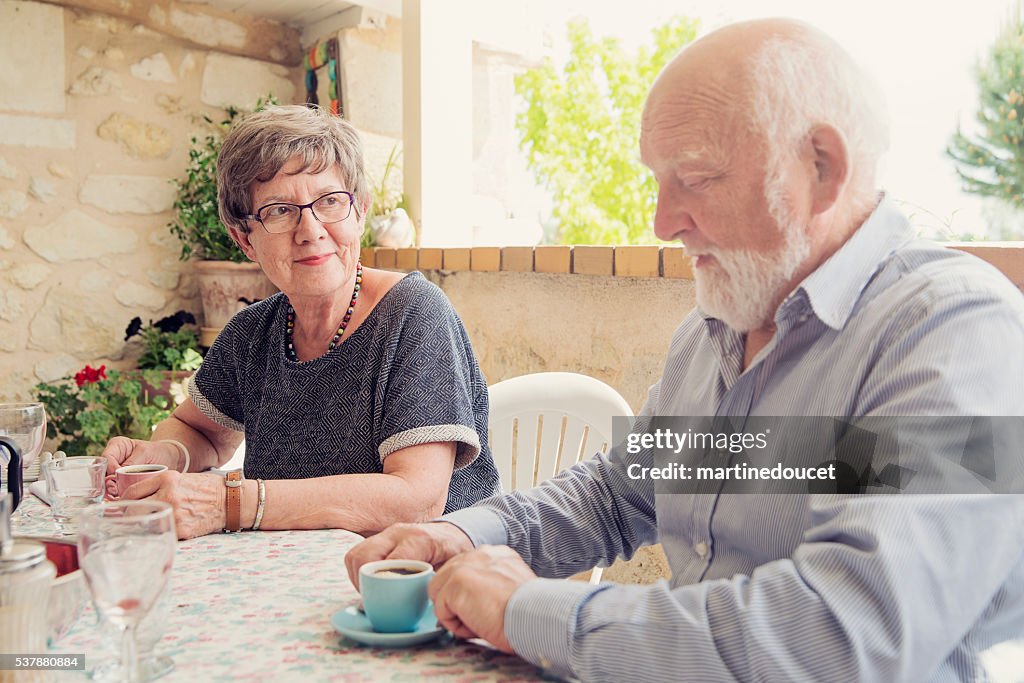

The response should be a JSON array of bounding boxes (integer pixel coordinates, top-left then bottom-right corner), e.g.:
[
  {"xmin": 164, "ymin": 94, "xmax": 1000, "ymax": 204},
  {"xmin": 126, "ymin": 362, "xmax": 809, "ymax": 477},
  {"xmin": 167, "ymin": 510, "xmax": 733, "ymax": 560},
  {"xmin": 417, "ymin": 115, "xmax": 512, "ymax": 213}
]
[
  {"xmin": 365, "ymin": 145, "xmax": 414, "ymax": 248},
  {"xmin": 169, "ymin": 99, "xmax": 278, "ymax": 332},
  {"xmin": 34, "ymin": 365, "xmax": 173, "ymax": 458},
  {"xmin": 123, "ymin": 310, "xmax": 204, "ymax": 402},
  {"xmin": 124, "ymin": 310, "xmax": 204, "ymax": 373}
]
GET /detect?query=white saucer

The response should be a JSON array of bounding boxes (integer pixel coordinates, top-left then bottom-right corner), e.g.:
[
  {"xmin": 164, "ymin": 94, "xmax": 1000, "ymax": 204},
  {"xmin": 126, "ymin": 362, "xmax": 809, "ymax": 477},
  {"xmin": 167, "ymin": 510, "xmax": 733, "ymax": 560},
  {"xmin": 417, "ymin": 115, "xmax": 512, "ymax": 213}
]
[{"xmin": 330, "ymin": 605, "xmax": 445, "ymax": 647}]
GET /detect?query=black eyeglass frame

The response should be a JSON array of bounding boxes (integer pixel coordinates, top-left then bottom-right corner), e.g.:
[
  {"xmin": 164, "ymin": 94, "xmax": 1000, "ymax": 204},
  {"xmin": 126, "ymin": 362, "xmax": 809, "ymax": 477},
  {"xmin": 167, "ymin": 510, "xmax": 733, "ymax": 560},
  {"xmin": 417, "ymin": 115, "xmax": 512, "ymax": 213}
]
[{"xmin": 244, "ymin": 190, "xmax": 356, "ymax": 233}]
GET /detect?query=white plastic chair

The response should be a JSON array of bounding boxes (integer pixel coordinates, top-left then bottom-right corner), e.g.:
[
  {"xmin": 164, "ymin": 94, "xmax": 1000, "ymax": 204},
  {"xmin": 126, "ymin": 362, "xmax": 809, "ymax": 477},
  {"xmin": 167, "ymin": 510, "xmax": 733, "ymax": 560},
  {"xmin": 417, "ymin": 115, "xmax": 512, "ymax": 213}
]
[{"xmin": 487, "ymin": 372, "xmax": 634, "ymax": 584}]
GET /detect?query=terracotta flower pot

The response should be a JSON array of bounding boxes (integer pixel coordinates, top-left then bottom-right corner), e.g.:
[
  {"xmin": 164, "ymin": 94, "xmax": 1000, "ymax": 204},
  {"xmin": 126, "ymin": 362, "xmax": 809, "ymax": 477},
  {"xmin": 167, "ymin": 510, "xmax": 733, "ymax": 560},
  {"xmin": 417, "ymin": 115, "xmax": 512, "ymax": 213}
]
[
  {"xmin": 194, "ymin": 261, "xmax": 277, "ymax": 329},
  {"xmin": 138, "ymin": 370, "xmax": 193, "ymax": 406}
]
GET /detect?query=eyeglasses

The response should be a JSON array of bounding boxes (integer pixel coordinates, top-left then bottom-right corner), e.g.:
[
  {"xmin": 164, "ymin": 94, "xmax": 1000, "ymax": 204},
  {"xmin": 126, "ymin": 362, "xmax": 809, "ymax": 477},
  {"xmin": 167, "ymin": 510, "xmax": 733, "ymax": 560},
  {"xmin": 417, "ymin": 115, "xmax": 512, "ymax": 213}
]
[{"xmin": 246, "ymin": 191, "xmax": 355, "ymax": 233}]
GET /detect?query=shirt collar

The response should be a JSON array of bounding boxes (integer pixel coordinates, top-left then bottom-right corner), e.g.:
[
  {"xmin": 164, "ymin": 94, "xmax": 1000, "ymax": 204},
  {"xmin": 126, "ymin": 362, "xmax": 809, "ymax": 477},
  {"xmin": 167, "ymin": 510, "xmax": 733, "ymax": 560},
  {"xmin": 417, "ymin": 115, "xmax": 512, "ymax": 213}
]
[{"xmin": 793, "ymin": 194, "xmax": 915, "ymax": 330}]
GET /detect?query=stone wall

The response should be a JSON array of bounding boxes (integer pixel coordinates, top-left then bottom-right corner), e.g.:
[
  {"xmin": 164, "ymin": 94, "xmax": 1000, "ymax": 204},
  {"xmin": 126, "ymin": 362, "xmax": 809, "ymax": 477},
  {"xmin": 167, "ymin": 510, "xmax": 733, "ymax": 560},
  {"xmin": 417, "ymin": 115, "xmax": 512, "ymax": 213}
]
[{"xmin": 0, "ymin": 0, "xmax": 299, "ymax": 400}]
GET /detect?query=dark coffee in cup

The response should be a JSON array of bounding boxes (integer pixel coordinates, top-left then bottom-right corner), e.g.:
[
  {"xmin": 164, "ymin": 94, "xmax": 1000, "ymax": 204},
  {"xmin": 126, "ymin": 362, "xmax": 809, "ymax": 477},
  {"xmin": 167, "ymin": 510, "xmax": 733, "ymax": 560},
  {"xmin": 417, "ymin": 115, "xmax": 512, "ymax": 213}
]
[{"xmin": 374, "ymin": 566, "xmax": 426, "ymax": 577}]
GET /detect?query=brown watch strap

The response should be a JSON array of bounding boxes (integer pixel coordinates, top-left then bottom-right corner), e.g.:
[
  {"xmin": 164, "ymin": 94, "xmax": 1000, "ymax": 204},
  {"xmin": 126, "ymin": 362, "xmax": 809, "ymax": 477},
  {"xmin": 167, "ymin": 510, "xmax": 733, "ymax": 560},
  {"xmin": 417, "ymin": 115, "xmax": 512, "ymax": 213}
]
[{"xmin": 225, "ymin": 470, "xmax": 242, "ymax": 533}]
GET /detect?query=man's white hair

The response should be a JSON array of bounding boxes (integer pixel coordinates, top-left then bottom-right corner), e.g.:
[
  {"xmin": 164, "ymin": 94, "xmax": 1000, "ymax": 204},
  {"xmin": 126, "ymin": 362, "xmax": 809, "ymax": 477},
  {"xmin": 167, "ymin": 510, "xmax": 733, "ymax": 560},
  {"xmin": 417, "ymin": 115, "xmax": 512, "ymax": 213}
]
[{"xmin": 749, "ymin": 32, "xmax": 890, "ymax": 218}]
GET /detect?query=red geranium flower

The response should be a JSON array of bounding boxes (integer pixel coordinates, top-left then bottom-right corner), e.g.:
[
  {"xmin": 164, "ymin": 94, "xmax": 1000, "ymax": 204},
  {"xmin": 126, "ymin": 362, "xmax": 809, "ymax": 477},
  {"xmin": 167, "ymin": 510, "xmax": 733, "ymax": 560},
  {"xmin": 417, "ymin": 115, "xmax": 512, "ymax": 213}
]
[{"xmin": 73, "ymin": 364, "xmax": 108, "ymax": 387}]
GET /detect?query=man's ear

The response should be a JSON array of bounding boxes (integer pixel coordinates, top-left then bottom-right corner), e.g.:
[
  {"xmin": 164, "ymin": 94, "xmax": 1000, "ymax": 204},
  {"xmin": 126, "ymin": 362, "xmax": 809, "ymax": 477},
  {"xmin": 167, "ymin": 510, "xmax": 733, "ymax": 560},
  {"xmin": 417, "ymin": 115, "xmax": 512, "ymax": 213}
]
[
  {"xmin": 807, "ymin": 124, "xmax": 849, "ymax": 216},
  {"xmin": 228, "ymin": 225, "xmax": 259, "ymax": 262}
]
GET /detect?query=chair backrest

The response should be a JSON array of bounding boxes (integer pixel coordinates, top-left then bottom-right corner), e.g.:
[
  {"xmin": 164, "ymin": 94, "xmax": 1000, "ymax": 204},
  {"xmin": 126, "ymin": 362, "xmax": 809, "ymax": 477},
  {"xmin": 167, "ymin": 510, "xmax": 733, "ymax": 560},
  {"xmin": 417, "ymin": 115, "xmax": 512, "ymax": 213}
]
[{"xmin": 487, "ymin": 372, "xmax": 633, "ymax": 492}]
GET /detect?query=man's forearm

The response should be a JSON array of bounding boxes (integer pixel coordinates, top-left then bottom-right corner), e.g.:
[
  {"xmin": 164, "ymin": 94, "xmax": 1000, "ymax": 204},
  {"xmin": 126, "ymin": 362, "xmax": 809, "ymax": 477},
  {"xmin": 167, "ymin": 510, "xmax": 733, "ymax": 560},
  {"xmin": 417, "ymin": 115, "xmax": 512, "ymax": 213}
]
[{"xmin": 444, "ymin": 452, "xmax": 658, "ymax": 578}]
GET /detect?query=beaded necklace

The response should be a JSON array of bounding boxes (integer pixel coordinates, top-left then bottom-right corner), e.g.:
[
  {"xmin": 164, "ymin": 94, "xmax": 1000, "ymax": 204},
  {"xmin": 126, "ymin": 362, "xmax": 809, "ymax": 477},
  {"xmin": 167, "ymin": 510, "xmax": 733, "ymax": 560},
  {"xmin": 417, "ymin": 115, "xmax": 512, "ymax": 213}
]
[{"xmin": 285, "ymin": 261, "xmax": 363, "ymax": 362}]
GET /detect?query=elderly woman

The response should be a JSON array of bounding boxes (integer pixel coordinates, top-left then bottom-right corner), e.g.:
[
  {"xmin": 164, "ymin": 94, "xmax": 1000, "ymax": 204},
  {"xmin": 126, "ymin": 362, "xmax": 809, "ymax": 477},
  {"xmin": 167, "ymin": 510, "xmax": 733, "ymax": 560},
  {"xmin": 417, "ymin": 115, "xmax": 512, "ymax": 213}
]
[{"xmin": 102, "ymin": 104, "xmax": 499, "ymax": 539}]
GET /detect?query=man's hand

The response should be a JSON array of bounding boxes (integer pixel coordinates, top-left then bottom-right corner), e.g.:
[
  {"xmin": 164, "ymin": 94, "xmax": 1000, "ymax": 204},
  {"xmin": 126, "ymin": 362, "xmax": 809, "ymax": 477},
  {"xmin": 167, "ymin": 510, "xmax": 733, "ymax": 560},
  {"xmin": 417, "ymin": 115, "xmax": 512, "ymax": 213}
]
[
  {"xmin": 345, "ymin": 522, "xmax": 475, "ymax": 589},
  {"xmin": 119, "ymin": 471, "xmax": 226, "ymax": 540},
  {"xmin": 428, "ymin": 545, "xmax": 536, "ymax": 653}
]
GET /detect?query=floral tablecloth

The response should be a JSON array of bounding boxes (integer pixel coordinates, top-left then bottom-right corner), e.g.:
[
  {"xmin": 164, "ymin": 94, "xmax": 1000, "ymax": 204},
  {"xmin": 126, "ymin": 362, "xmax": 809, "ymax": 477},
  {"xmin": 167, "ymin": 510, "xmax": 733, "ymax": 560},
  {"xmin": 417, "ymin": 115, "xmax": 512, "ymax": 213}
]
[{"xmin": 13, "ymin": 496, "xmax": 551, "ymax": 682}]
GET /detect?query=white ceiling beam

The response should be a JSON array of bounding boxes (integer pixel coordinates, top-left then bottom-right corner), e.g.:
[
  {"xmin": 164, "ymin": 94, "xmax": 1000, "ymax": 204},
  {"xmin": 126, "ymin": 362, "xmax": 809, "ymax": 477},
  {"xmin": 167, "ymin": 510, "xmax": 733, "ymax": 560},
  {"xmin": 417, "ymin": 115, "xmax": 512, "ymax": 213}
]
[
  {"xmin": 297, "ymin": 0, "xmax": 353, "ymax": 26},
  {"xmin": 344, "ymin": 0, "xmax": 401, "ymax": 17},
  {"xmin": 300, "ymin": 5, "xmax": 366, "ymax": 46}
]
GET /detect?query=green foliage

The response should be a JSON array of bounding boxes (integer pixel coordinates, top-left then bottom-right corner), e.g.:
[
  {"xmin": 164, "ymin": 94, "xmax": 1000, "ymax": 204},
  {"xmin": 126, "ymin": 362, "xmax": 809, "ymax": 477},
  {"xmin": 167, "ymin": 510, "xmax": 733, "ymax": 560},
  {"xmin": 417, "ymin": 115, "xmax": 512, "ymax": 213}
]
[
  {"xmin": 515, "ymin": 17, "xmax": 699, "ymax": 245},
  {"xmin": 948, "ymin": 11, "xmax": 1024, "ymax": 210},
  {"xmin": 362, "ymin": 145, "xmax": 409, "ymax": 248},
  {"xmin": 139, "ymin": 335, "xmax": 203, "ymax": 373},
  {"xmin": 369, "ymin": 145, "xmax": 406, "ymax": 218},
  {"xmin": 34, "ymin": 366, "xmax": 172, "ymax": 458},
  {"xmin": 169, "ymin": 96, "xmax": 278, "ymax": 262},
  {"xmin": 124, "ymin": 311, "xmax": 204, "ymax": 372}
]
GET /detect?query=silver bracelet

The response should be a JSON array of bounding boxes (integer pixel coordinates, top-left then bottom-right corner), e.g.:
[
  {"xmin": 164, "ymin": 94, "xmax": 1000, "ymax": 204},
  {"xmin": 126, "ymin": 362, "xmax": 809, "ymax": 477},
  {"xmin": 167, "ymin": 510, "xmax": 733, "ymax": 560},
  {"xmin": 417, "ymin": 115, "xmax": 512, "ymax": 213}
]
[
  {"xmin": 157, "ymin": 439, "xmax": 191, "ymax": 473},
  {"xmin": 251, "ymin": 478, "xmax": 266, "ymax": 531}
]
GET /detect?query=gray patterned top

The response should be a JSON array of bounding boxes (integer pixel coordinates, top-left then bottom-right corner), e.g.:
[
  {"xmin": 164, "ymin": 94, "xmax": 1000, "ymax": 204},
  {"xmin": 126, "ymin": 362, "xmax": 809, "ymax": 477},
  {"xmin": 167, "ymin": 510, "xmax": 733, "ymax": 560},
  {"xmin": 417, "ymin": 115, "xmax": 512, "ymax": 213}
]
[{"xmin": 188, "ymin": 272, "xmax": 500, "ymax": 513}]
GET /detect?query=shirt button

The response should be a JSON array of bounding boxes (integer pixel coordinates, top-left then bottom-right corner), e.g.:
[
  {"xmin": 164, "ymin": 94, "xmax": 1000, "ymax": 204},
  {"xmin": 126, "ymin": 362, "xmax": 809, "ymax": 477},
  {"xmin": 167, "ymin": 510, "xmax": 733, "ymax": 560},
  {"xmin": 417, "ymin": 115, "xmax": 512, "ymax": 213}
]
[{"xmin": 695, "ymin": 541, "xmax": 709, "ymax": 558}]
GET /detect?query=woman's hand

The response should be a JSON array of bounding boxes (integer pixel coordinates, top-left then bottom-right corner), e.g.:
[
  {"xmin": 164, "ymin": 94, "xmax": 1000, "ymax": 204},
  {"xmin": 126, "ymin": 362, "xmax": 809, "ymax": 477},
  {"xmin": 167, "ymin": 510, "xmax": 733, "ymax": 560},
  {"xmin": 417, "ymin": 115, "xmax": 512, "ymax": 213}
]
[
  {"xmin": 100, "ymin": 436, "xmax": 180, "ymax": 476},
  {"xmin": 119, "ymin": 471, "xmax": 226, "ymax": 540},
  {"xmin": 101, "ymin": 436, "xmax": 185, "ymax": 499}
]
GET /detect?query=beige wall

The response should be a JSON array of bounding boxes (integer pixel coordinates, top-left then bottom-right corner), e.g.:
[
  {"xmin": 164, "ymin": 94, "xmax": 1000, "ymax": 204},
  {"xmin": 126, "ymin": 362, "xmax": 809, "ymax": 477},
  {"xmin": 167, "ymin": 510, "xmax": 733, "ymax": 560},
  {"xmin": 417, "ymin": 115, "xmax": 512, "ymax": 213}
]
[
  {"xmin": 0, "ymin": 0, "xmax": 300, "ymax": 400},
  {"xmin": 335, "ymin": 14, "xmax": 545, "ymax": 246},
  {"xmin": 426, "ymin": 271, "xmax": 696, "ymax": 412},
  {"xmin": 335, "ymin": 17, "xmax": 404, "ymax": 212}
]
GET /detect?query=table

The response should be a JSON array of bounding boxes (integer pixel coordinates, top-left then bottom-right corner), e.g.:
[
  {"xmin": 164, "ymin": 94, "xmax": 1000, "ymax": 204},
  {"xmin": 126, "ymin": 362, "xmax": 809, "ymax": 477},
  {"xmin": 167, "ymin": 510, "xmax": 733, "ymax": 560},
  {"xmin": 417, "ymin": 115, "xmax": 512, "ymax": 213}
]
[{"xmin": 12, "ymin": 496, "xmax": 551, "ymax": 682}]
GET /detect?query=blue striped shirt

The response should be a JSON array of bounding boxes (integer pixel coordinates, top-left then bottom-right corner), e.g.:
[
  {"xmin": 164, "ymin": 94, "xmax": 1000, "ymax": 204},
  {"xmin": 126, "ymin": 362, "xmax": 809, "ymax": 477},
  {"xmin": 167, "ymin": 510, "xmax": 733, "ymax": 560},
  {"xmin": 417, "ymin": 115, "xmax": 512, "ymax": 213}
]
[{"xmin": 445, "ymin": 198, "xmax": 1024, "ymax": 682}]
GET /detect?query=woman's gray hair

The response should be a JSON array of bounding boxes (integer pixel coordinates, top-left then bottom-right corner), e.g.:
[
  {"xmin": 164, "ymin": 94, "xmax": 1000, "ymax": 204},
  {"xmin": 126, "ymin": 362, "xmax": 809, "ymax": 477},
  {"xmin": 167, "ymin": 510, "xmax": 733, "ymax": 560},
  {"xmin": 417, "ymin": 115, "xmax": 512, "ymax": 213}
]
[
  {"xmin": 749, "ymin": 30, "xmax": 890, "ymax": 218},
  {"xmin": 217, "ymin": 104, "xmax": 369, "ymax": 232}
]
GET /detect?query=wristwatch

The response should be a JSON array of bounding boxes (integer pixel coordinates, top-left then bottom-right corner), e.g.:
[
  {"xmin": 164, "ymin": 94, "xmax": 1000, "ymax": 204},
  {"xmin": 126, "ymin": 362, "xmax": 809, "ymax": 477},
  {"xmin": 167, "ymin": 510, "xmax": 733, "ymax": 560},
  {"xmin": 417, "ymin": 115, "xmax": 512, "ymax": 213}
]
[{"xmin": 224, "ymin": 470, "xmax": 243, "ymax": 533}]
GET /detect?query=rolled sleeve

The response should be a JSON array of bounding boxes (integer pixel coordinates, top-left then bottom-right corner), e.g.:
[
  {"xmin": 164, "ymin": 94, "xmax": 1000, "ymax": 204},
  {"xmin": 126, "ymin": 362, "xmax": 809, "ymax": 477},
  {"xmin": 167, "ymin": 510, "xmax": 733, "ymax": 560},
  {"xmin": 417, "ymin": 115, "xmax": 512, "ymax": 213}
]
[
  {"xmin": 378, "ymin": 424, "xmax": 480, "ymax": 466},
  {"xmin": 377, "ymin": 284, "xmax": 487, "ymax": 470}
]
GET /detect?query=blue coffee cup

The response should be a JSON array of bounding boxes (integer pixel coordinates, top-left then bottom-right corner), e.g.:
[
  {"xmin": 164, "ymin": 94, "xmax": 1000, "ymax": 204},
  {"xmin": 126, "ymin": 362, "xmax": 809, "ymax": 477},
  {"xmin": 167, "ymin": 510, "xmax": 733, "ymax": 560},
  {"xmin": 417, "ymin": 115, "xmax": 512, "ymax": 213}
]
[{"xmin": 358, "ymin": 559, "xmax": 434, "ymax": 633}]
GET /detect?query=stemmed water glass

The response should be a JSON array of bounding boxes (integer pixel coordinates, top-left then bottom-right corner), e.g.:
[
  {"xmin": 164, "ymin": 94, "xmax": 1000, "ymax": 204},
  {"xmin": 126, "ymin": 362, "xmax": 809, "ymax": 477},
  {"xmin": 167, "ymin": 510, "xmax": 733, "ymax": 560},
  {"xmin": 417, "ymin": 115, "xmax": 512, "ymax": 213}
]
[
  {"xmin": 77, "ymin": 501, "xmax": 176, "ymax": 683},
  {"xmin": 0, "ymin": 402, "xmax": 46, "ymax": 471}
]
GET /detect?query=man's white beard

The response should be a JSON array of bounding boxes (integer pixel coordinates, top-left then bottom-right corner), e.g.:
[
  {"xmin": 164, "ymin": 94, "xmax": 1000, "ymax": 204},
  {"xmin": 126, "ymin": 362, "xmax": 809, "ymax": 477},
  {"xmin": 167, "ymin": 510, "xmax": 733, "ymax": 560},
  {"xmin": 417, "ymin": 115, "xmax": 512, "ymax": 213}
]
[{"xmin": 694, "ymin": 200, "xmax": 811, "ymax": 333}]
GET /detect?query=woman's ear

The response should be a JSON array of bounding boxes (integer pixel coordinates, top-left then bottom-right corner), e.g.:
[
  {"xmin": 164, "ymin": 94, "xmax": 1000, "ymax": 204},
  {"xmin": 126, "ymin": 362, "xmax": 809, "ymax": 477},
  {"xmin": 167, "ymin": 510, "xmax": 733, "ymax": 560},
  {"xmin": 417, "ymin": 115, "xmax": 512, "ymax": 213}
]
[{"xmin": 228, "ymin": 225, "xmax": 259, "ymax": 262}]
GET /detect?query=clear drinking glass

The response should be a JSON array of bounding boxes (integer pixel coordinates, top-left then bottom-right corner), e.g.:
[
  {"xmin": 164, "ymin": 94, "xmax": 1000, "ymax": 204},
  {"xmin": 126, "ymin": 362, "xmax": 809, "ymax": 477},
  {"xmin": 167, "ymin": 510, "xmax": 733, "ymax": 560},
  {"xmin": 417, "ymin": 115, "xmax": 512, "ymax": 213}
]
[
  {"xmin": 0, "ymin": 402, "xmax": 46, "ymax": 472},
  {"xmin": 42, "ymin": 457, "xmax": 106, "ymax": 535},
  {"xmin": 93, "ymin": 586, "xmax": 174, "ymax": 682},
  {"xmin": 77, "ymin": 501, "xmax": 176, "ymax": 683}
]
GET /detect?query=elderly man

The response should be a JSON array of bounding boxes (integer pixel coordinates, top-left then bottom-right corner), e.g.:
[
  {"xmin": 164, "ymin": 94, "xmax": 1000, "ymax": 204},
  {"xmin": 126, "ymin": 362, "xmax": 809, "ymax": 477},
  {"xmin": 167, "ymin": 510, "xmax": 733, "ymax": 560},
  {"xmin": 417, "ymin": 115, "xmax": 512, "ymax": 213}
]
[{"xmin": 346, "ymin": 18, "xmax": 1024, "ymax": 682}]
